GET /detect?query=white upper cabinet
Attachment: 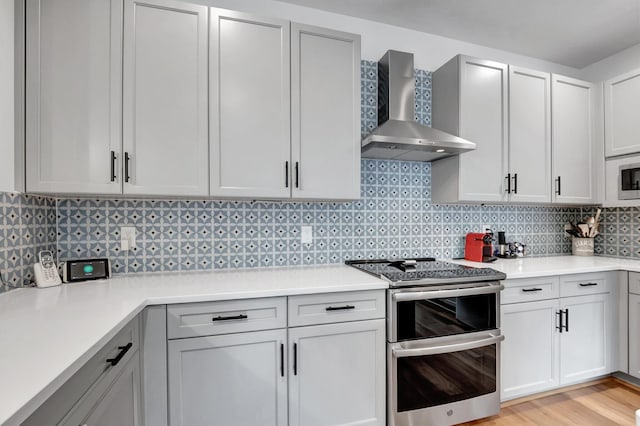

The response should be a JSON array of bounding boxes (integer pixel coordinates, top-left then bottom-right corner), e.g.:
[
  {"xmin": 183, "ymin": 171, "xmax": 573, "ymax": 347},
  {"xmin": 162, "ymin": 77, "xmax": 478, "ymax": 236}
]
[
  {"xmin": 432, "ymin": 56, "xmax": 509, "ymax": 203},
  {"xmin": 551, "ymin": 75, "xmax": 596, "ymax": 204},
  {"xmin": 26, "ymin": 0, "xmax": 123, "ymax": 194},
  {"xmin": 291, "ymin": 24, "xmax": 361, "ymax": 200},
  {"xmin": 209, "ymin": 10, "xmax": 291, "ymax": 198},
  {"xmin": 458, "ymin": 57, "xmax": 508, "ymax": 203},
  {"xmin": 26, "ymin": 2, "xmax": 361, "ymax": 200},
  {"xmin": 123, "ymin": 0, "xmax": 209, "ymax": 196},
  {"xmin": 508, "ymin": 66, "xmax": 552, "ymax": 203},
  {"xmin": 605, "ymin": 69, "xmax": 640, "ymax": 157}
]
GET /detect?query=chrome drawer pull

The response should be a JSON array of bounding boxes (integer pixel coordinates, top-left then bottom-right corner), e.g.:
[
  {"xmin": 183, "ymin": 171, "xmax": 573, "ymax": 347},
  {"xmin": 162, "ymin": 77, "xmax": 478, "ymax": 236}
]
[
  {"xmin": 326, "ymin": 305, "xmax": 355, "ymax": 311},
  {"xmin": 579, "ymin": 282, "xmax": 598, "ymax": 287},
  {"xmin": 211, "ymin": 314, "xmax": 248, "ymax": 322},
  {"xmin": 106, "ymin": 342, "xmax": 132, "ymax": 367},
  {"xmin": 521, "ymin": 288, "xmax": 543, "ymax": 292}
]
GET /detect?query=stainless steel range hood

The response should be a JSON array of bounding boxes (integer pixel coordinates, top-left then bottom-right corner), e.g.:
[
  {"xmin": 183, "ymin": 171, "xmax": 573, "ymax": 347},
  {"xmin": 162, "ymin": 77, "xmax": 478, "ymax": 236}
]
[{"xmin": 361, "ymin": 50, "xmax": 476, "ymax": 162}]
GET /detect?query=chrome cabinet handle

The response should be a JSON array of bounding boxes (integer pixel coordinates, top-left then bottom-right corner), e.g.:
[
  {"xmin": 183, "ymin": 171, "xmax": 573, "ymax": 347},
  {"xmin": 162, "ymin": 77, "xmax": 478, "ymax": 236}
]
[
  {"xmin": 392, "ymin": 284, "xmax": 504, "ymax": 302},
  {"xmin": 391, "ymin": 334, "xmax": 505, "ymax": 358}
]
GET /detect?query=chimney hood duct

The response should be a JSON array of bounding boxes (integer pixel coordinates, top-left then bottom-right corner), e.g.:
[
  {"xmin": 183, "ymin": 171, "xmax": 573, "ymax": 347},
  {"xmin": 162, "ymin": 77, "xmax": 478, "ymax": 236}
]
[{"xmin": 361, "ymin": 50, "xmax": 475, "ymax": 162}]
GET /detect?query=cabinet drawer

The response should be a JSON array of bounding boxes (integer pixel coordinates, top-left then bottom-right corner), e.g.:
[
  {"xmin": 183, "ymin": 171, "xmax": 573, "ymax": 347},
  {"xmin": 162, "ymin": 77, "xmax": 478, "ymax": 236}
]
[
  {"xmin": 167, "ymin": 297, "xmax": 286, "ymax": 339},
  {"xmin": 502, "ymin": 276, "xmax": 560, "ymax": 304},
  {"xmin": 630, "ymin": 272, "xmax": 640, "ymax": 295},
  {"xmin": 23, "ymin": 317, "xmax": 140, "ymax": 426},
  {"xmin": 559, "ymin": 273, "xmax": 611, "ymax": 297},
  {"xmin": 288, "ymin": 290, "xmax": 385, "ymax": 327}
]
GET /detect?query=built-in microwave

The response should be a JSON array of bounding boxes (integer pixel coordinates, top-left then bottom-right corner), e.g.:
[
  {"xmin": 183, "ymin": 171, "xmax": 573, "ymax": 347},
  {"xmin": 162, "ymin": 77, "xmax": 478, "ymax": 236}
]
[{"xmin": 619, "ymin": 163, "xmax": 640, "ymax": 200}]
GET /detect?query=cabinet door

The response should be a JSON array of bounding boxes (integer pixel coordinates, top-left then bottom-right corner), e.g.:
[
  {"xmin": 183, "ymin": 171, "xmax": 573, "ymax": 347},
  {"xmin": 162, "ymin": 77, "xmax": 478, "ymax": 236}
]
[
  {"xmin": 288, "ymin": 320, "xmax": 385, "ymax": 426},
  {"xmin": 629, "ymin": 293, "xmax": 640, "ymax": 378},
  {"xmin": 551, "ymin": 75, "xmax": 595, "ymax": 204},
  {"xmin": 291, "ymin": 24, "xmax": 361, "ymax": 200},
  {"xmin": 25, "ymin": 0, "xmax": 122, "ymax": 194},
  {"xmin": 500, "ymin": 299, "xmax": 560, "ymax": 400},
  {"xmin": 210, "ymin": 10, "xmax": 291, "ymax": 198},
  {"xmin": 123, "ymin": 0, "xmax": 209, "ymax": 196},
  {"xmin": 605, "ymin": 69, "xmax": 640, "ymax": 157},
  {"xmin": 168, "ymin": 329, "xmax": 287, "ymax": 426},
  {"xmin": 560, "ymin": 293, "xmax": 613, "ymax": 384},
  {"xmin": 61, "ymin": 352, "xmax": 142, "ymax": 426},
  {"xmin": 81, "ymin": 353, "xmax": 142, "ymax": 426},
  {"xmin": 458, "ymin": 57, "xmax": 509, "ymax": 202},
  {"xmin": 508, "ymin": 66, "xmax": 551, "ymax": 203}
]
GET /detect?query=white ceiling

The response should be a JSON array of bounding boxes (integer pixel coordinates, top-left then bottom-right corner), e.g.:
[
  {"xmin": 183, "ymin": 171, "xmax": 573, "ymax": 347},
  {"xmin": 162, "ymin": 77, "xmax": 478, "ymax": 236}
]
[{"xmin": 277, "ymin": 0, "xmax": 640, "ymax": 68}]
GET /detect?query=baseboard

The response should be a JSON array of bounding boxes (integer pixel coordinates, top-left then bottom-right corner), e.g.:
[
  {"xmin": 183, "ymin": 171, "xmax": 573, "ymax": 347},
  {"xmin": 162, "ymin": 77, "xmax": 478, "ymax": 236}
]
[{"xmin": 500, "ymin": 375, "xmax": 613, "ymax": 408}]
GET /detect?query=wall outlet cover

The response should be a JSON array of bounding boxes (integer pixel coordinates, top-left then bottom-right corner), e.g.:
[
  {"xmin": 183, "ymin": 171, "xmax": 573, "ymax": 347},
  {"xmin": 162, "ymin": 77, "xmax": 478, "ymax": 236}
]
[
  {"xmin": 120, "ymin": 226, "xmax": 137, "ymax": 250},
  {"xmin": 301, "ymin": 226, "xmax": 313, "ymax": 244}
]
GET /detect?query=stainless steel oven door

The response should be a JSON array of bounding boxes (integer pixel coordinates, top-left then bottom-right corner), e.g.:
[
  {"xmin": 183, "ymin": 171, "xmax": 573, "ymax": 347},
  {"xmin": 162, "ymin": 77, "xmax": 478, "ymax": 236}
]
[
  {"xmin": 387, "ymin": 281, "xmax": 503, "ymax": 342},
  {"xmin": 388, "ymin": 331, "xmax": 504, "ymax": 426}
]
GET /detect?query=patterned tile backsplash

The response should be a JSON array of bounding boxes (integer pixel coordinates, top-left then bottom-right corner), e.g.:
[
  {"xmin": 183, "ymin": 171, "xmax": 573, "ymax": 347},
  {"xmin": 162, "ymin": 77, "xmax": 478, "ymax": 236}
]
[
  {"xmin": 0, "ymin": 193, "xmax": 57, "ymax": 286},
  {"xmin": 2, "ymin": 60, "xmax": 624, "ymax": 282},
  {"xmin": 591, "ymin": 207, "xmax": 640, "ymax": 258},
  {"xmin": 53, "ymin": 165, "xmax": 587, "ymax": 275}
]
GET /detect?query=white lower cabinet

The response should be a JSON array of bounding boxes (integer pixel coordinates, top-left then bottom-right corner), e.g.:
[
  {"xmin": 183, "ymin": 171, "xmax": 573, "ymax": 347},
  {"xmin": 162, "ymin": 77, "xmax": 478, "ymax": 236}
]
[
  {"xmin": 63, "ymin": 352, "xmax": 142, "ymax": 426},
  {"xmin": 501, "ymin": 299, "xmax": 560, "ymax": 400},
  {"xmin": 630, "ymin": 294, "xmax": 640, "ymax": 378},
  {"xmin": 559, "ymin": 293, "xmax": 613, "ymax": 384},
  {"xmin": 628, "ymin": 272, "xmax": 640, "ymax": 378},
  {"xmin": 288, "ymin": 320, "xmax": 386, "ymax": 426},
  {"xmin": 166, "ymin": 291, "xmax": 385, "ymax": 426},
  {"xmin": 168, "ymin": 329, "xmax": 287, "ymax": 426},
  {"xmin": 501, "ymin": 273, "xmax": 616, "ymax": 401},
  {"xmin": 23, "ymin": 317, "xmax": 142, "ymax": 426}
]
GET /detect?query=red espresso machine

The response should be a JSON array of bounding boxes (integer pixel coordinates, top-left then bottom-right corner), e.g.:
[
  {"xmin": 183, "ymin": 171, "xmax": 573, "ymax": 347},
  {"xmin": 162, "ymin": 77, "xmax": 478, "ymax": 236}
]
[{"xmin": 464, "ymin": 231, "xmax": 497, "ymax": 263}]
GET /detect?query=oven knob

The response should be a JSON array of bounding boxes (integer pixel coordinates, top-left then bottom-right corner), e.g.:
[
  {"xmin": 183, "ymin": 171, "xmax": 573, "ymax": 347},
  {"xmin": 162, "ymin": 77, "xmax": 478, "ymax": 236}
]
[{"xmin": 447, "ymin": 409, "xmax": 453, "ymax": 417}]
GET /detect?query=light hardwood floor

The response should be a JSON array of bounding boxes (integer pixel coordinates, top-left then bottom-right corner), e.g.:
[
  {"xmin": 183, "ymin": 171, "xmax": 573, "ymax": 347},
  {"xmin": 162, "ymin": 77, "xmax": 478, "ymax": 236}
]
[{"xmin": 462, "ymin": 378, "xmax": 640, "ymax": 425}]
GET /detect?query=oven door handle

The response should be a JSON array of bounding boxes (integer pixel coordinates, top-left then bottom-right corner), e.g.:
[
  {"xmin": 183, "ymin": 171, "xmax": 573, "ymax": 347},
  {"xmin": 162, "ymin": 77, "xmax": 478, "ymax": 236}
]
[
  {"xmin": 392, "ymin": 334, "xmax": 505, "ymax": 358},
  {"xmin": 392, "ymin": 284, "xmax": 504, "ymax": 302}
]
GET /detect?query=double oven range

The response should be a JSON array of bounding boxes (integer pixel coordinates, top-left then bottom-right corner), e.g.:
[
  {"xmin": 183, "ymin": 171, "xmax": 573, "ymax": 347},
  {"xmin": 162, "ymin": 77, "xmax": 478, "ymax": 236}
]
[{"xmin": 347, "ymin": 258, "xmax": 506, "ymax": 426}]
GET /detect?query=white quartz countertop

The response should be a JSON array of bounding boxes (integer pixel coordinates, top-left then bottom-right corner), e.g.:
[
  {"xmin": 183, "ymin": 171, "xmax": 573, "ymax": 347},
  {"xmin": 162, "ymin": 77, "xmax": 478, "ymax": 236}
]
[
  {"xmin": 0, "ymin": 265, "xmax": 386, "ymax": 426},
  {"xmin": 5, "ymin": 255, "xmax": 640, "ymax": 425},
  {"xmin": 452, "ymin": 255, "xmax": 640, "ymax": 279}
]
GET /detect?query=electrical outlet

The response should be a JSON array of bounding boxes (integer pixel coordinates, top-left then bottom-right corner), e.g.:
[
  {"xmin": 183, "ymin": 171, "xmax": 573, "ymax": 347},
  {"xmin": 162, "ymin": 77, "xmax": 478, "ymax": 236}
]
[
  {"xmin": 120, "ymin": 226, "xmax": 137, "ymax": 251},
  {"xmin": 301, "ymin": 226, "xmax": 313, "ymax": 244}
]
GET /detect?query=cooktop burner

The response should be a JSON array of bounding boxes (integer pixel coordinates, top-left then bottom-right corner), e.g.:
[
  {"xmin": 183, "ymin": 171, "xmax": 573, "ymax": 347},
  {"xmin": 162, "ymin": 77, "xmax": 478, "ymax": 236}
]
[{"xmin": 346, "ymin": 258, "xmax": 506, "ymax": 286}]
